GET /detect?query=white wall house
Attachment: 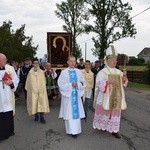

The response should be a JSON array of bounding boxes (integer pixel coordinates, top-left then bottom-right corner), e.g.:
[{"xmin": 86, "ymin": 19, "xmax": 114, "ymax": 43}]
[{"xmin": 137, "ymin": 47, "xmax": 150, "ymax": 63}]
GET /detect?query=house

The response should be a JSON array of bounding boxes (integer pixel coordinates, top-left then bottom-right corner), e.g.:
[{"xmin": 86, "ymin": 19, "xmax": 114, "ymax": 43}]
[{"xmin": 137, "ymin": 47, "xmax": 150, "ymax": 63}]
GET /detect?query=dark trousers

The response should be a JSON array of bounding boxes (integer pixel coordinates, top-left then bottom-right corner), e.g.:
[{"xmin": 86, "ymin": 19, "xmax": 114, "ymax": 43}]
[
  {"xmin": 35, "ymin": 112, "xmax": 44, "ymax": 119},
  {"xmin": 83, "ymin": 98, "xmax": 91, "ymax": 117},
  {"xmin": 0, "ymin": 111, "xmax": 14, "ymax": 141},
  {"xmin": 24, "ymin": 89, "xmax": 27, "ymax": 99}
]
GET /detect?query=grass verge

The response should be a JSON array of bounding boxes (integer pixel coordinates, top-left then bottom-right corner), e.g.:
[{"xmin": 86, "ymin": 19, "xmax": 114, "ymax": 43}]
[
  {"xmin": 120, "ymin": 66, "xmax": 148, "ymax": 71},
  {"xmin": 128, "ymin": 82, "xmax": 150, "ymax": 91}
]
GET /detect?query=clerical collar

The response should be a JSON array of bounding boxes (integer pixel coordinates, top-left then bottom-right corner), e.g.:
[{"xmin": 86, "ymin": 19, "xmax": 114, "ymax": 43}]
[{"xmin": 0, "ymin": 66, "xmax": 5, "ymax": 70}]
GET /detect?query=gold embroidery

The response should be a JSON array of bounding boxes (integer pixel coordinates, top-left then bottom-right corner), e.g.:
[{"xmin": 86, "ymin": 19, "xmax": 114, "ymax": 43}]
[{"xmin": 108, "ymin": 74, "xmax": 122, "ymax": 110}]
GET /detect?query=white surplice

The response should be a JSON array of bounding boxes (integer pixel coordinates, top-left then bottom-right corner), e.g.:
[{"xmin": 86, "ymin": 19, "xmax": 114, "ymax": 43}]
[
  {"xmin": 0, "ymin": 64, "xmax": 19, "ymax": 113},
  {"xmin": 93, "ymin": 66, "xmax": 127, "ymax": 133},
  {"xmin": 58, "ymin": 68, "xmax": 86, "ymax": 134}
]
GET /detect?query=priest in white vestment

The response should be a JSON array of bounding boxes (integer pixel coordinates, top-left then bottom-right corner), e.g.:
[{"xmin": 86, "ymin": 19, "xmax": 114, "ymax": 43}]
[
  {"xmin": 58, "ymin": 56, "xmax": 86, "ymax": 138},
  {"xmin": 0, "ymin": 53, "xmax": 19, "ymax": 141},
  {"xmin": 93, "ymin": 45, "xmax": 128, "ymax": 139}
]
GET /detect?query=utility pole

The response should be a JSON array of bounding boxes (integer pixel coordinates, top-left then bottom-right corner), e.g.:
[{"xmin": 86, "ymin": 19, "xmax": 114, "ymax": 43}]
[{"xmin": 85, "ymin": 42, "xmax": 87, "ymax": 60}]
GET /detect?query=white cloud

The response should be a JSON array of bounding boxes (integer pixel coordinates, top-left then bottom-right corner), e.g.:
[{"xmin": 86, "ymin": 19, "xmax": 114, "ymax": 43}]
[
  {"xmin": 78, "ymin": 0, "xmax": 150, "ymax": 60},
  {"xmin": 0, "ymin": 0, "xmax": 150, "ymax": 62}
]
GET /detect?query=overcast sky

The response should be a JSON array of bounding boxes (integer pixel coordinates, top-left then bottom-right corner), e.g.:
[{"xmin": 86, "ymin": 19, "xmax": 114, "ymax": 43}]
[{"xmin": 0, "ymin": 0, "xmax": 150, "ymax": 62}]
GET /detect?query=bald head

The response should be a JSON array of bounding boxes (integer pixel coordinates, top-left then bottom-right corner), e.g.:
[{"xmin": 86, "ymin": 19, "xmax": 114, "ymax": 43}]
[
  {"xmin": 0, "ymin": 53, "xmax": 7, "ymax": 67},
  {"xmin": 0, "ymin": 53, "xmax": 6, "ymax": 59}
]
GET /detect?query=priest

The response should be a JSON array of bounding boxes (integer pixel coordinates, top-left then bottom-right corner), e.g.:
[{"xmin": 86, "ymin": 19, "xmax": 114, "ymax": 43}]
[
  {"xmin": 58, "ymin": 56, "xmax": 86, "ymax": 138},
  {"xmin": 93, "ymin": 45, "xmax": 128, "ymax": 139},
  {"xmin": 0, "ymin": 53, "xmax": 19, "ymax": 141},
  {"xmin": 25, "ymin": 58, "xmax": 50, "ymax": 124}
]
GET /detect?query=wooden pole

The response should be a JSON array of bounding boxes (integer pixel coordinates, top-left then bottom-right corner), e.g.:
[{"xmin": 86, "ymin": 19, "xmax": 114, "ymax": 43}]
[{"xmin": 85, "ymin": 42, "xmax": 87, "ymax": 60}]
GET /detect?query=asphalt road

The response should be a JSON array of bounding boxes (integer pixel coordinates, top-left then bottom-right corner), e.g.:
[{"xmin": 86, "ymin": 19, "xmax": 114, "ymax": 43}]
[{"xmin": 0, "ymin": 87, "xmax": 150, "ymax": 150}]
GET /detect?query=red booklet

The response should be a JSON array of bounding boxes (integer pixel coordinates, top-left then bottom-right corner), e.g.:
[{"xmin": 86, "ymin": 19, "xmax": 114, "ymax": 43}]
[{"xmin": 2, "ymin": 72, "xmax": 12, "ymax": 81}]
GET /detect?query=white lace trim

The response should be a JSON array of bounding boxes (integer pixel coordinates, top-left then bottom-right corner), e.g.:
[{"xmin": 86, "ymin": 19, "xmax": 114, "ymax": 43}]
[{"xmin": 93, "ymin": 114, "xmax": 121, "ymax": 133}]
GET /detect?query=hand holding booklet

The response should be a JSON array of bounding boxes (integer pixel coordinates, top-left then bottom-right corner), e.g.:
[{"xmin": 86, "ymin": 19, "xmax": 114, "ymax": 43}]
[{"xmin": 2, "ymin": 72, "xmax": 12, "ymax": 81}]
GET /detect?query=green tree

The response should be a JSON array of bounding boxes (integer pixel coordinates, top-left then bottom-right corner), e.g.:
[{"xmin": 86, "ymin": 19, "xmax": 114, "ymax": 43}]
[
  {"xmin": 147, "ymin": 61, "xmax": 150, "ymax": 70},
  {"xmin": 117, "ymin": 53, "xmax": 128, "ymax": 66},
  {"xmin": 55, "ymin": 0, "xmax": 88, "ymax": 58},
  {"xmin": 85, "ymin": 0, "xmax": 137, "ymax": 59},
  {"xmin": 128, "ymin": 58, "xmax": 145, "ymax": 66},
  {"xmin": 0, "ymin": 20, "xmax": 38, "ymax": 62}
]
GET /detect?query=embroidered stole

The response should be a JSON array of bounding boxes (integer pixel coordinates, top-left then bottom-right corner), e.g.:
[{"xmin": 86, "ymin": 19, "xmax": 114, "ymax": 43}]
[
  {"xmin": 101, "ymin": 67, "xmax": 127, "ymax": 110},
  {"xmin": 68, "ymin": 69, "xmax": 79, "ymax": 119},
  {"xmin": 108, "ymin": 74, "xmax": 122, "ymax": 110}
]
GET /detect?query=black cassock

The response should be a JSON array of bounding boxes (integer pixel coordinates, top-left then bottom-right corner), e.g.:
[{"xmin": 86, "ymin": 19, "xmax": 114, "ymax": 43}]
[
  {"xmin": 0, "ymin": 111, "xmax": 14, "ymax": 141},
  {"xmin": 0, "ymin": 67, "xmax": 14, "ymax": 141}
]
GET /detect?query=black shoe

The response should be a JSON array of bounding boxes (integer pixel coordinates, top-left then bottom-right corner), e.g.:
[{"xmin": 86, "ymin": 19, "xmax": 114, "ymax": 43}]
[
  {"xmin": 10, "ymin": 132, "xmax": 15, "ymax": 136},
  {"xmin": 71, "ymin": 134, "xmax": 77, "ymax": 138},
  {"xmin": 83, "ymin": 116, "xmax": 87, "ymax": 122},
  {"xmin": 34, "ymin": 117, "xmax": 38, "ymax": 122},
  {"xmin": 40, "ymin": 118, "xmax": 46, "ymax": 124},
  {"xmin": 82, "ymin": 112, "xmax": 87, "ymax": 122},
  {"xmin": 112, "ymin": 132, "xmax": 121, "ymax": 139}
]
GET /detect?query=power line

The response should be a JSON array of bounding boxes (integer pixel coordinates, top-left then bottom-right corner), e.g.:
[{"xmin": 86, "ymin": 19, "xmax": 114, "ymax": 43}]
[
  {"xmin": 131, "ymin": 6, "xmax": 150, "ymax": 18},
  {"xmin": 79, "ymin": 6, "xmax": 150, "ymax": 44}
]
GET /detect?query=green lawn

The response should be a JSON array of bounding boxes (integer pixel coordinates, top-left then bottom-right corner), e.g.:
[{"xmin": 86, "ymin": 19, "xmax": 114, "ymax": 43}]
[
  {"xmin": 128, "ymin": 82, "xmax": 150, "ymax": 91},
  {"xmin": 119, "ymin": 66, "xmax": 150, "ymax": 90},
  {"xmin": 120, "ymin": 66, "xmax": 148, "ymax": 71}
]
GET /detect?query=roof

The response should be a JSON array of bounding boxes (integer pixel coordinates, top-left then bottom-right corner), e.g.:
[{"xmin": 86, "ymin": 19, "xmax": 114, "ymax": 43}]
[{"xmin": 137, "ymin": 47, "xmax": 150, "ymax": 56}]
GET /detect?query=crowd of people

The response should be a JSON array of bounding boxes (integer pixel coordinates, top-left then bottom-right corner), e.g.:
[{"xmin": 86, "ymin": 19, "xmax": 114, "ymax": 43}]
[{"xmin": 0, "ymin": 45, "xmax": 128, "ymax": 141}]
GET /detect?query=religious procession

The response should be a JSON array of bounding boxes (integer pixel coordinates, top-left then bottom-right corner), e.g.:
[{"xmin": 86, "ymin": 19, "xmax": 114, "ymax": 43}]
[{"xmin": 0, "ymin": 44, "xmax": 129, "ymax": 143}]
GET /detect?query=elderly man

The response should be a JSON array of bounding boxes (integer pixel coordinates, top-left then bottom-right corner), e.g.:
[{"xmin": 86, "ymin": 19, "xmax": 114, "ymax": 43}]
[
  {"xmin": 44, "ymin": 62, "xmax": 57, "ymax": 100},
  {"xmin": 0, "ymin": 53, "xmax": 19, "ymax": 141},
  {"xmin": 93, "ymin": 45, "xmax": 128, "ymax": 139}
]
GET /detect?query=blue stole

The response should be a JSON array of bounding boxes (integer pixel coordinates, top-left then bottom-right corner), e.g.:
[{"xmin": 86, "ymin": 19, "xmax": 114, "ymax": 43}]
[{"xmin": 68, "ymin": 69, "xmax": 79, "ymax": 119}]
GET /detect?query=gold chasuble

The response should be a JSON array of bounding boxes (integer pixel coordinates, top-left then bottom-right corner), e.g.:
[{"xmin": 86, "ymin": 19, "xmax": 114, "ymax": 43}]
[
  {"xmin": 25, "ymin": 68, "xmax": 50, "ymax": 115},
  {"xmin": 102, "ymin": 68, "xmax": 127, "ymax": 110}
]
